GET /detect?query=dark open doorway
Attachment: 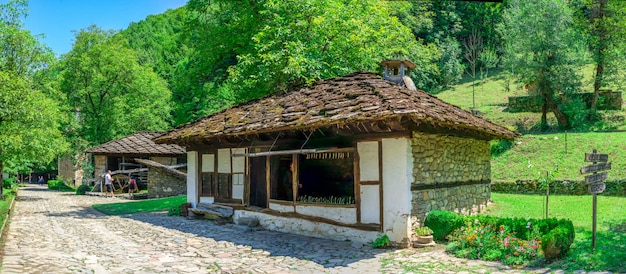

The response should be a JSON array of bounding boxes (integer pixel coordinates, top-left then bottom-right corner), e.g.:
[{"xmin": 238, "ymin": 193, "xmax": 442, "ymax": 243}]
[{"xmin": 249, "ymin": 156, "xmax": 267, "ymax": 208}]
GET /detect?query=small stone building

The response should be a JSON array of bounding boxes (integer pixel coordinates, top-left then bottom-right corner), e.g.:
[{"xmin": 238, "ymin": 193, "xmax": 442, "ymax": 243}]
[
  {"xmin": 155, "ymin": 67, "xmax": 517, "ymax": 245},
  {"xmin": 85, "ymin": 132, "xmax": 186, "ymax": 195}
]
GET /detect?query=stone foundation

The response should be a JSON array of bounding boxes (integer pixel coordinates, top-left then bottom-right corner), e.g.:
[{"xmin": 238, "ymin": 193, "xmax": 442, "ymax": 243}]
[
  {"xmin": 410, "ymin": 132, "xmax": 491, "ymax": 227},
  {"xmin": 410, "ymin": 184, "xmax": 490, "ymax": 228},
  {"xmin": 147, "ymin": 168, "xmax": 186, "ymax": 198}
]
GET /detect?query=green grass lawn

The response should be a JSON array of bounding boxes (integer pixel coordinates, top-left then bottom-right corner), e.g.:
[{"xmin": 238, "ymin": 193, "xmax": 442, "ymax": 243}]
[
  {"xmin": 485, "ymin": 193, "xmax": 626, "ymax": 272},
  {"xmin": 491, "ymin": 131, "xmax": 626, "ymax": 181},
  {"xmin": 92, "ymin": 195, "xmax": 187, "ymax": 215},
  {"xmin": 0, "ymin": 187, "xmax": 17, "ymax": 228}
]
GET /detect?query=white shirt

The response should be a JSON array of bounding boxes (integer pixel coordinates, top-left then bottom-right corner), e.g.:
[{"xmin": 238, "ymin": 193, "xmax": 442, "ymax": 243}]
[{"xmin": 105, "ymin": 173, "xmax": 112, "ymax": 185}]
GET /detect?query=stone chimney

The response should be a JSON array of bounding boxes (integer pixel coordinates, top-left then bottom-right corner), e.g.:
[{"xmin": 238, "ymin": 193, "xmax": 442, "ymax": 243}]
[{"xmin": 381, "ymin": 59, "xmax": 417, "ymax": 91}]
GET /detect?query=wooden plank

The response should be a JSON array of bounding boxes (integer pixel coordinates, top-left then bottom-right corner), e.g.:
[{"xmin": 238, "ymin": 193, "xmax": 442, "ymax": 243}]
[
  {"xmin": 354, "ymin": 146, "xmax": 361, "ymax": 224},
  {"xmin": 585, "ymin": 153, "xmax": 609, "ymax": 162},
  {"xmin": 266, "ymin": 154, "xmax": 271, "ymax": 207},
  {"xmin": 580, "ymin": 162, "xmax": 612, "ymax": 174},
  {"xmin": 588, "ymin": 182, "xmax": 606, "ymax": 194},
  {"xmin": 585, "ymin": 172, "xmax": 608, "ymax": 184},
  {"xmin": 378, "ymin": 141, "xmax": 383, "ymax": 231}
]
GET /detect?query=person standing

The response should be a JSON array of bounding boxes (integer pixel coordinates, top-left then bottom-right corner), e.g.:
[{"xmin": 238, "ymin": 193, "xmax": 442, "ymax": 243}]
[
  {"xmin": 128, "ymin": 176, "xmax": 137, "ymax": 199},
  {"xmin": 37, "ymin": 176, "xmax": 44, "ymax": 185},
  {"xmin": 104, "ymin": 170, "xmax": 114, "ymax": 198}
]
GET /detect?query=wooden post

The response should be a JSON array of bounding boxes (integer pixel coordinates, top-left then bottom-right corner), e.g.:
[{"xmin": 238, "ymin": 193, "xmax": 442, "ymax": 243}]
[
  {"xmin": 546, "ymin": 171, "xmax": 549, "ymax": 219},
  {"xmin": 581, "ymin": 148, "xmax": 610, "ymax": 252},
  {"xmin": 592, "ymin": 193, "xmax": 597, "ymax": 251}
]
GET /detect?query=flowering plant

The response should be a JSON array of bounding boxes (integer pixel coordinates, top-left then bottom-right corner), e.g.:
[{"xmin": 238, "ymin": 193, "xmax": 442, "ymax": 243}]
[{"xmin": 447, "ymin": 219, "xmax": 543, "ymax": 266}]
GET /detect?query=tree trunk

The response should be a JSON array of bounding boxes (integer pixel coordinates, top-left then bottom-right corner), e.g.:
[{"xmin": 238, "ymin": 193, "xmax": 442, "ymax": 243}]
[
  {"xmin": 541, "ymin": 91, "xmax": 548, "ymax": 130},
  {"xmin": 546, "ymin": 93, "xmax": 570, "ymax": 129},
  {"xmin": 590, "ymin": 0, "xmax": 607, "ymax": 119},
  {"xmin": 0, "ymin": 160, "xmax": 3, "ymax": 197}
]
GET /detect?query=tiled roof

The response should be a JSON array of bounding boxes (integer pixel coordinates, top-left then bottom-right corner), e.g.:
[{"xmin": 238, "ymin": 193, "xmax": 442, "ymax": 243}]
[
  {"xmin": 155, "ymin": 72, "xmax": 518, "ymax": 145},
  {"xmin": 86, "ymin": 132, "xmax": 185, "ymax": 155}
]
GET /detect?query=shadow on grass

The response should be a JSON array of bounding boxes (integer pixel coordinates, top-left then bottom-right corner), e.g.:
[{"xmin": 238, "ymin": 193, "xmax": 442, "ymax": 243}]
[{"xmin": 547, "ymin": 222, "xmax": 626, "ymax": 272}]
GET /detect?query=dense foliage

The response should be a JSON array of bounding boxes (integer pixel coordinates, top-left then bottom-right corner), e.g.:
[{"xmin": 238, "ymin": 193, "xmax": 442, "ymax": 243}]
[
  {"xmin": 0, "ymin": 0, "xmax": 68, "ymax": 178},
  {"xmin": 3, "ymin": 0, "xmax": 626, "ymax": 176}
]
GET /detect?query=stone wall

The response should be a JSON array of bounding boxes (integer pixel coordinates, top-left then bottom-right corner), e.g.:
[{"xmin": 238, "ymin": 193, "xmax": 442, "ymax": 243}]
[
  {"xmin": 410, "ymin": 132, "xmax": 491, "ymax": 227},
  {"xmin": 57, "ymin": 156, "xmax": 74, "ymax": 184},
  {"xmin": 147, "ymin": 168, "xmax": 186, "ymax": 198},
  {"xmin": 94, "ymin": 155, "xmax": 107, "ymax": 179}
]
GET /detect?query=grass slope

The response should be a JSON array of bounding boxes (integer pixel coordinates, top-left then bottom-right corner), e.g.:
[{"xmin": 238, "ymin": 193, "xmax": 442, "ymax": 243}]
[
  {"xmin": 485, "ymin": 193, "xmax": 626, "ymax": 272},
  {"xmin": 93, "ymin": 195, "xmax": 187, "ymax": 215},
  {"xmin": 491, "ymin": 132, "xmax": 626, "ymax": 181},
  {"xmin": 436, "ymin": 69, "xmax": 626, "ymax": 133}
]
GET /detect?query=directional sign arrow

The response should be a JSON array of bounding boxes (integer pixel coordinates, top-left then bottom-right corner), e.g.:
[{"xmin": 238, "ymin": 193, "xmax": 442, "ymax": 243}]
[
  {"xmin": 585, "ymin": 153, "xmax": 609, "ymax": 163},
  {"xmin": 580, "ymin": 162, "xmax": 612, "ymax": 174},
  {"xmin": 585, "ymin": 172, "xmax": 608, "ymax": 184}
]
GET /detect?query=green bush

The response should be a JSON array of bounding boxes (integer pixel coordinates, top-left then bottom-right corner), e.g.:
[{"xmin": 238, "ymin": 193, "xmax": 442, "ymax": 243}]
[
  {"xmin": 167, "ymin": 206, "xmax": 182, "ymax": 216},
  {"xmin": 75, "ymin": 184, "xmax": 91, "ymax": 195},
  {"xmin": 2, "ymin": 178, "xmax": 14, "ymax": 189},
  {"xmin": 541, "ymin": 223, "xmax": 575, "ymax": 261},
  {"xmin": 47, "ymin": 180, "xmax": 74, "ymax": 191},
  {"xmin": 424, "ymin": 210, "xmax": 464, "ymax": 241},
  {"xmin": 490, "ymin": 139, "xmax": 513, "ymax": 157}
]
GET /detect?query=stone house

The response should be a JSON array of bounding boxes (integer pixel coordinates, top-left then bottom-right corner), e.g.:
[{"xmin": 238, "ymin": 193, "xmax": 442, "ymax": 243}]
[
  {"xmin": 85, "ymin": 131, "xmax": 186, "ymax": 197},
  {"xmin": 154, "ymin": 68, "xmax": 517, "ymax": 245}
]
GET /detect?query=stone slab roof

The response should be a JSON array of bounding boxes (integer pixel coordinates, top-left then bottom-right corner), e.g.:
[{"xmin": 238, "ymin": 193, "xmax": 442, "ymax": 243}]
[
  {"xmin": 155, "ymin": 72, "xmax": 518, "ymax": 145},
  {"xmin": 134, "ymin": 158, "xmax": 187, "ymax": 179},
  {"xmin": 86, "ymin": 132, "xmax": 185, "ymax": 155}
]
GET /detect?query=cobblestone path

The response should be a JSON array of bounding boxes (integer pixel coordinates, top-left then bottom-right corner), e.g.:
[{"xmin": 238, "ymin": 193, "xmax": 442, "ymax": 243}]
[{"xmin": 1, "ymin": 185, "xmax": 565, "ymax": 273}]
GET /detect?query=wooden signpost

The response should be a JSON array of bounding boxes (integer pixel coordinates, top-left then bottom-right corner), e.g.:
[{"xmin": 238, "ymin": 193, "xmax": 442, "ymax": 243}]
[{"xmin": 580, "ymin": 149, "xmax": 611, "ymax": 251}]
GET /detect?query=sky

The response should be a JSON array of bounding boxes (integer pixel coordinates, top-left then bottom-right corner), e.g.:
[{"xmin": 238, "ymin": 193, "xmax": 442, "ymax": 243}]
[{"xmin": 5, "ymin": 0, "xmax": 188, "ymax": 57}]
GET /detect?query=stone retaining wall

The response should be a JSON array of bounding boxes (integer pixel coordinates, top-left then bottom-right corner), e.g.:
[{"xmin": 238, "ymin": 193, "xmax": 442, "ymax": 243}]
[
  {"xmin": 508, "ymin": 92, "xmax": 622, "ymax": 113},
  {"xmin": 410, "ymin": 132, "xmax": 491, "ymax": 227},
  {"xmin": 492, "ymin": 179, "xmax": 626, "ymax": 196},
  {"xmin": 147, "ymin": 168, "xmax": 186, "ymax": 198}
]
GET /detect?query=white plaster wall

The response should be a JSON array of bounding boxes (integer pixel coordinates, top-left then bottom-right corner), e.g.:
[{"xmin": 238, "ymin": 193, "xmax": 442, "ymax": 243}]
[
  {"xmin": 200, "ymin": 196, "xmax": 214, "ymax": 204},
  {"xmin": 217, "ymin": 148, "xmax": 231, "ymax": 173},
  {"xmin": 234, "ymin": 211, "xmax": 380, "ymax": 244},
  {"xmin": 360, "ymin": 185, "xmax": 380, "ymax": 224},
  {"xmin": 381, "ymin": 138, "xmax": 413, "ymax": 243},
  {"xmin": 295, "ymin": 205, "xmax": 357, "ymax": 224},
  {"xmin": 232, "ymin": 173, "xmax": 244, "ymax": 199},
  {"xmin": 187, "ymin": 151, "xmax": 199, "ymax": 207},
  {"xmin": 231, "ymin": 148, "xmax": 245, "ymax": 173},
  {"xmin": 232, "ymin": 185, "xmax": 244, "ymax": 199},
  {"xmin": 269, "ymin": 203, "xmax": 295, "ymax": 213},
  {"xmin": 358, "ymin": 141, "xmax": 379, "ymax": 181},
  {"xmin": 202, "ymin": 154, "xmax": 214, "ymax": 172}
]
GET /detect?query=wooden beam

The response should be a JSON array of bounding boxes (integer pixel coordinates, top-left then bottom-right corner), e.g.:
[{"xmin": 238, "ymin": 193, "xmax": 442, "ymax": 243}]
[
  {"xmin": 378, "ymin": 140, "xmax": 383, "ymax": 231},
  {"xmin": 354, "ymin": 147, "xmax": 361, "ymax": 224}
]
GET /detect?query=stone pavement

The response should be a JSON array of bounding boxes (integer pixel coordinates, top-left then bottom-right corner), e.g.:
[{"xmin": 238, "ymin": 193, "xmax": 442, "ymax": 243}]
[{"xmin": 1, "ymin": 184, "xmax": 563, "ymax": 274}]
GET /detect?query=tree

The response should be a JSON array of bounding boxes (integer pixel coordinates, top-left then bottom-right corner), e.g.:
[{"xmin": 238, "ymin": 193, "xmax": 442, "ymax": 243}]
[
  {"xmin": 0, "ymin": 0, "xmax": 68, "ymax": 188},
  {"xmin": 500, "ymin": 0, "xmax": 586, "ymax": 130},
  {"xmin": 463, "ymin": 29, "xmax": 482, "ymax": 110},
  {"xmin": 60, "ymin": 25, "xmax": 172, "ymax": 146},
  {"xmin": 582, "ymin": 0, "xmax": 626, "ymax": 117},
  {"xmin": 172, "ymin": 0, "xmax": 434, "ymax": 124}
]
